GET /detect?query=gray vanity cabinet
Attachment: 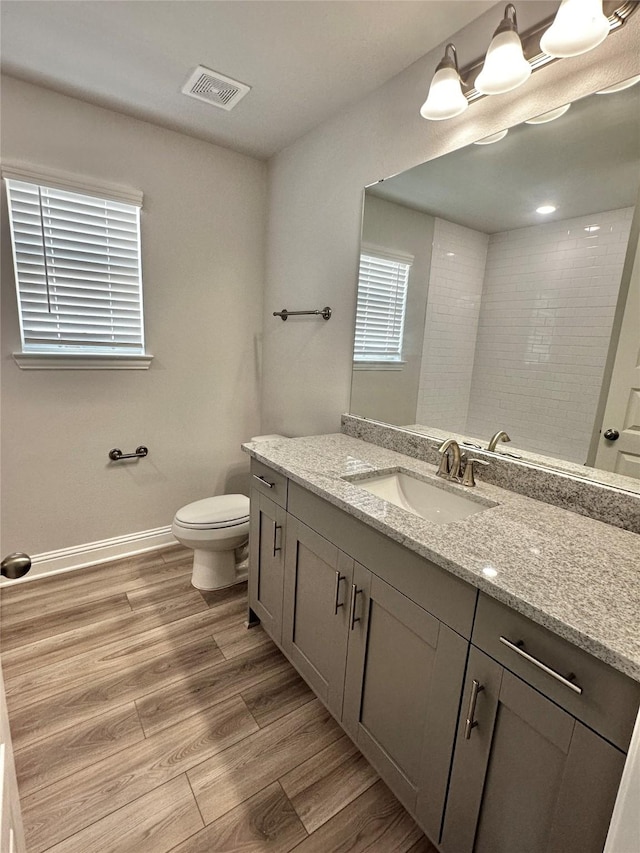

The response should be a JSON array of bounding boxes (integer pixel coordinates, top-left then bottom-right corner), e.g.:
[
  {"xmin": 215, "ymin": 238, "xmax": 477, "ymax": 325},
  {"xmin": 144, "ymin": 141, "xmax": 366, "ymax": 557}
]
[
  {"xmin": 249, "ymin": 467, "xmax": 635, "ymax": 853},
  {"xmin": 248, "ymin": 489, "xmax": 287, "ymax": 644},
  {"xmin": 282, "ymin": 516, "xmax": 354, "ymax": 719},
  {"xmin": 441, "ymin": 645, "xmax": 626, "ymax": 853},
  {"xmin": 342, "ymin": 562, "xmax": 469, "ymax": 842}
]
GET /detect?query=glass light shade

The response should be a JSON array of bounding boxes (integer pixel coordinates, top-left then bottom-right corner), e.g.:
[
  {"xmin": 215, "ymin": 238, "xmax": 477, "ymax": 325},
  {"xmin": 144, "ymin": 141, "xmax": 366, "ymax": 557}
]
[
  {"xmin": 525, "ymin": 104, "xmax": 571, "ymax": 124},
  {"xmin": 597, "ymin": 74, "xmax": 640, "ymax": 94},
  {"xmin": 475, "ymin": 30, "xmax": 531, "ymax": 95},
  {"xmin": 474, "ymin": 129, "xmax": 509, "ymax": 145},
  {"xmin": 420, "ymin": 67, "xmax": 468, "ymax": 121},
  {"xmin": 540, "ymin": 0, "xmax": 609, "ymax": 58}
]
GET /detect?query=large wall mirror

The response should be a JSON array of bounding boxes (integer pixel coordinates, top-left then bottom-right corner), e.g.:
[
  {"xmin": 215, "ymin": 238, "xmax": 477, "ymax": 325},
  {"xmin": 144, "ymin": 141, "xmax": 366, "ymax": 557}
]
[{"xmin": 350, "ymin": 77, "xmax": 640, "ymax": 489}]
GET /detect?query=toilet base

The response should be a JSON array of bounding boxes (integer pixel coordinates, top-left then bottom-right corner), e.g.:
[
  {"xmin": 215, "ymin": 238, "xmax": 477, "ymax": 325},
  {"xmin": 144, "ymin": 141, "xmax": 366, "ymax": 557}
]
[{"xmin": 191, "ymin": 547, "xmax": 248, "ymax": 591}]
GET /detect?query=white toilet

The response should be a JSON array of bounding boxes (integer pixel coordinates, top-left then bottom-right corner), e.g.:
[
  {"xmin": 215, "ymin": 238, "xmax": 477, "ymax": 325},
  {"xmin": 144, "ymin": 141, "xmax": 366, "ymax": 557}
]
[{"xmin": 172, "ymin": 434, "xmax": 285, "ymax": 590}]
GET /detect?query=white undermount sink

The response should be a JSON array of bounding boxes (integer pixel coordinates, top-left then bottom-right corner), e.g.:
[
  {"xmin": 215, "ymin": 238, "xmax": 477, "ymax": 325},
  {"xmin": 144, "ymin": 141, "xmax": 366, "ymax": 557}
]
[{"xmin": 347, "ymin": 470, "xmax": 496, "ymax": 524}]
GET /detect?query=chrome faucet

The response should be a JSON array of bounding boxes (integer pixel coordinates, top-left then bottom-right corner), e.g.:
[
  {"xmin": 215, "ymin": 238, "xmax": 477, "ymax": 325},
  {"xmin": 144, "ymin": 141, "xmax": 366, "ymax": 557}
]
[
  {"xmin": 487, "ymin": 430, "xmax": 511, "ymax": 452},
  {"xmin": 437, "ymin": 439, "xmax": 463, "ymax": 481}
]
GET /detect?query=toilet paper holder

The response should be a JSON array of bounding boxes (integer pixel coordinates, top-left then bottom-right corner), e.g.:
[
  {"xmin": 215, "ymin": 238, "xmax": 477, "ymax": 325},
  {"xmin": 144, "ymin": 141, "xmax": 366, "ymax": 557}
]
[{"xmin": 108, "ymin": 446, "xmax": 148, "ymax": 461}]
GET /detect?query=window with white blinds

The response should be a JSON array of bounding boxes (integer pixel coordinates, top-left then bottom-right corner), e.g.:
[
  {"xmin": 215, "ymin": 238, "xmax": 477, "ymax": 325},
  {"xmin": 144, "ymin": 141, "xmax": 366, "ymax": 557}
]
[
  {"xmin": 5, "ymin": 178, "xmax": 145, "ymax": 356},
  {"xmin": 353, "ymin": 250, "xmax": 411, "ymax": 364}
]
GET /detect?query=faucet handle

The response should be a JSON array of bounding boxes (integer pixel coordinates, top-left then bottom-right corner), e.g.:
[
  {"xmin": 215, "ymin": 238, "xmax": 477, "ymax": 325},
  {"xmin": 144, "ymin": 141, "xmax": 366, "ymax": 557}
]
[
  {"xmin": 436, "ymin": 450, "xmax": 451, "ymax": 478},
  {"xmin": 462, "ymin": 458, "xmax": 489, "ymax": 487}
]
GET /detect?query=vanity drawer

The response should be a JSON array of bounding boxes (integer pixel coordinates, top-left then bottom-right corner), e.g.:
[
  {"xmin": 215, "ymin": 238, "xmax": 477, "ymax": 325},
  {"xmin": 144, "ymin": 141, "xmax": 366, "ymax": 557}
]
[
  {"xmin": 472, "ymin": 593, "xmax": 640, "ymax": 751},
  {"xmin": 288, "ymin": 482, "xmax": 477, "ymax": 638},
  {"xmin": 250, "ymin": 459, "xmax": 288, "ymax": 508}
]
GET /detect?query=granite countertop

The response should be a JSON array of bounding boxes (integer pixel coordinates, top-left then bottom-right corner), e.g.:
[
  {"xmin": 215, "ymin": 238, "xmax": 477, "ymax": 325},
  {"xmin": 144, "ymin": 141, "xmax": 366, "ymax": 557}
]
[{"xmin": 243, "ymin": 433, "xmax": 640, "ymax": 682}]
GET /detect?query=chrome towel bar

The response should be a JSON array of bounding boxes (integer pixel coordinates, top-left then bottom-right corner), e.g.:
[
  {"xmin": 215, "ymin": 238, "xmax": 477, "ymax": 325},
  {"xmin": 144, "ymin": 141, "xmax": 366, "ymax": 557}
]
[
  {"xmin": 273, "ymin": 307, "xmax": 332, "ymax": 321},
  {"xmin": 108, "ymin": 446, "xmax": 148, "ymax": 461}
]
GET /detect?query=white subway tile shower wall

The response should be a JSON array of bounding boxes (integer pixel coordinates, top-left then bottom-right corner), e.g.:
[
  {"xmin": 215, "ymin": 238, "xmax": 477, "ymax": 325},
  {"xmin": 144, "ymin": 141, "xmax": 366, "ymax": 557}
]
[
  {"xmin": 466, "ymin": 208, "xmax": 634, "ymax": 463},
  {"xmin": 416, "ymin": 218, "xmax": 488, "ymax": 431}
]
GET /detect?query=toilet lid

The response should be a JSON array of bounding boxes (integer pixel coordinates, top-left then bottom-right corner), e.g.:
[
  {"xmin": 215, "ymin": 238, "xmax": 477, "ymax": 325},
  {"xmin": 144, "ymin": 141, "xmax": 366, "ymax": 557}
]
[{"xmin": 175, "ymin": 494, "xmax": 250, "ymax": 529}]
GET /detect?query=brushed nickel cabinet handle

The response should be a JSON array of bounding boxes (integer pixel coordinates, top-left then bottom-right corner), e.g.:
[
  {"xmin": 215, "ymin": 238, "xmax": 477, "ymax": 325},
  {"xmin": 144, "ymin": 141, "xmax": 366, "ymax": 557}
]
[
  {"xmin": 464, "ymin": 679, "xmax": 484, "ymax": 739},
  {"xmin": 334, "ymin": 572, "xmax": 345, "ymax": 614},
  {"xmin": 499, "ymin": 636, "xmax": 583, "ymax": 695},
  {"xmin": 349, "ymin": 584, "xmax": 363, "ymax": 630},
  {"xmin": 253, "ymin": 474, "xmax": 274, "ymax": 488},
  {"xmin": 273, "ymin": 524, "xmax": 282, "ymax": 557}
]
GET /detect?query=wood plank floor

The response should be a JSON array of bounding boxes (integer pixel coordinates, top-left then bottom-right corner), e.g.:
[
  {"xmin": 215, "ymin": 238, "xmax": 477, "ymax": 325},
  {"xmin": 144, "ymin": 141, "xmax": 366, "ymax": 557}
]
[{"xmin": 1, "ymin": 547, "xmax": 435, "ymax": 853}]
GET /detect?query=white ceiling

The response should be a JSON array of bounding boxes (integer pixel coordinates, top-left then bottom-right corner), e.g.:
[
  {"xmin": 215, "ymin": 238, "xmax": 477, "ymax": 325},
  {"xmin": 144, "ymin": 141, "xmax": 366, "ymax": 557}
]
[{"xmin": 0, "ymin": 0, "xmax": 496, "ymax": 160}]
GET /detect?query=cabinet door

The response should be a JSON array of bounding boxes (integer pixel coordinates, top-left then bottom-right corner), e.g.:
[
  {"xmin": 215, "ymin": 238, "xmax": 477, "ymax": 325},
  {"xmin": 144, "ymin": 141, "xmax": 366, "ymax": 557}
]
[
  {"xmin": 342, "ymin": 563, "xmax": 468, "ymax": 840},
  {"xmin": 442, "ymin": 646, "xmax": 626, "ymax": 853},
  {"xmin": 282, "ymin": 516, "xmax": 354, "ymax": 720},
  {"xmin": 248, "ymin": 490, "xmax": 286, "ymax": 645}
]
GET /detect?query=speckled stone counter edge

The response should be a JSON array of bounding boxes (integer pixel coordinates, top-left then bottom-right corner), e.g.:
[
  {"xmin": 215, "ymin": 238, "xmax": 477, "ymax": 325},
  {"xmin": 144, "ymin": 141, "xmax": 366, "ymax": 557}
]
[{"xmin": 342, "ymin": 415, "xmax": 640, "ymax": 535}]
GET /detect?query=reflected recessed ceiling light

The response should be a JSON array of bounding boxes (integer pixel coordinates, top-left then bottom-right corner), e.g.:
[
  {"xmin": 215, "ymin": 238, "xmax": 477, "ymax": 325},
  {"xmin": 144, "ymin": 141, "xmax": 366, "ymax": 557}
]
[
  {"xmin": 446, "ymin": 252, "xmax": 456, "ymax": 257},
  {"xmin": 585, "ymin": 225, "xmax": 601, "ymax": 232},
  {"xmin": 596, "ymin": 74, "xmax": 640, "ymax": 94},
  {"xmin": 474, "ymin": 129, "xmax": 509, "ymax": 145},
  {"xmin": 525, "ymin": 104, "xmax": 572, "ymax": 124},
  {"xmin": 482, "ymin": 566, "xmax": 498, "ymax": 578},
  {"xmin": 536, "ymin": 205, "xmax": 557, "ymax": 214}
]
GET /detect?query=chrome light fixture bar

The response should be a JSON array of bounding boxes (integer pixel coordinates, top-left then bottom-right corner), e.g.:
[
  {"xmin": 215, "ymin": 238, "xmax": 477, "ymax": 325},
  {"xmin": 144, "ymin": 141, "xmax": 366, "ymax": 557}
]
[{"xmin": 420, "ymin": 0, "xmax": 637, "ymax": 120}]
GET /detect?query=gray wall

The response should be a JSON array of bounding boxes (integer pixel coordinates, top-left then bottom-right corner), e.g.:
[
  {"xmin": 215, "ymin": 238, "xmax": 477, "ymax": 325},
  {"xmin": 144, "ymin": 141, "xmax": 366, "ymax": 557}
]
[
  {"xmin": 1, "ymin": 76, "xmax": 266, "ymax": 555},
  {"xmin": 261, "ymin": 3, "xmax": 640, "ymax": 438},
  {"xmin": 351, "ymin": 195, "xmax": 433, "ymax": 425}
]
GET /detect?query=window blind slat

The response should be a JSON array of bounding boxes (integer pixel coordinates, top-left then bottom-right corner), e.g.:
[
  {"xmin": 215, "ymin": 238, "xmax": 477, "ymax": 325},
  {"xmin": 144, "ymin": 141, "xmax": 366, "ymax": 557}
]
[
  {"xmin": 17, "ymin": 282, "xmax": 141, "ymax": 298},
  {"xmin": 6, "ymin": 178, "xmax": 145, "ymax": 355},
  {"xmin": 17, "ymin": 248, "xmax": 140, "ymax": 268}
]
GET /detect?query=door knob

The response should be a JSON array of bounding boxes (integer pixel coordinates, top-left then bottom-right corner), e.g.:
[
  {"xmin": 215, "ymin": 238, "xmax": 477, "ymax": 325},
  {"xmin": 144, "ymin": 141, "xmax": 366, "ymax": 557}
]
[
  {"xmin": 1, "ymin": 552, "xmax": 31, "ymax": 580},
  {"xmin": 603, "ymin": 429, "xmax": 620, "ymax": 441}
]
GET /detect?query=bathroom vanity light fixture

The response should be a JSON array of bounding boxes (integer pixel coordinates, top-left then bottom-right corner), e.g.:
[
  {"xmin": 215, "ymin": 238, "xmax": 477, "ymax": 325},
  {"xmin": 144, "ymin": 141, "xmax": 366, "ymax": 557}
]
[
  {"xmin": 419, "ymin": 1, "xmax": 637, "ymax": 121},
  {"xmin": 540, "ymin": 0, "xmax": 609, "ymax": 58},
  {"xmin": 419, "ymin": 44, "xmax": 468, "ymax": 121},
  {"xmin": 475, "ymin": 5, "xmax": 531, "ymax": 95}
]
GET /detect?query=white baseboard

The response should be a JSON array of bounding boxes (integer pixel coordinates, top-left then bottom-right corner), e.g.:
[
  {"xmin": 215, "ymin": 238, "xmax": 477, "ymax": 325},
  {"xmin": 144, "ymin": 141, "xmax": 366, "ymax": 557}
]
[{"xmin": 0, "ymin": 526, "xmax": 177, "ymax": 587}]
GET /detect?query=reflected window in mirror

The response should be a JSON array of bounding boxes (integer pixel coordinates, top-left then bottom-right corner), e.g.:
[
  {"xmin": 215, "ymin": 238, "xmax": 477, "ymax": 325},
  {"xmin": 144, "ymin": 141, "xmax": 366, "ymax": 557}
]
[{"xmin": 353, "ymin": 248, "xmax": 412, "ymax": 369}]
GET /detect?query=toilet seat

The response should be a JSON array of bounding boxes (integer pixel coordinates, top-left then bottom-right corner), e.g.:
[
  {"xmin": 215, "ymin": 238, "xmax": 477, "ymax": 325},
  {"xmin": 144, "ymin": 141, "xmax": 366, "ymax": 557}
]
[{"xmin": 174, "ymin": 495, "xmax": 250, "ymax": 530}]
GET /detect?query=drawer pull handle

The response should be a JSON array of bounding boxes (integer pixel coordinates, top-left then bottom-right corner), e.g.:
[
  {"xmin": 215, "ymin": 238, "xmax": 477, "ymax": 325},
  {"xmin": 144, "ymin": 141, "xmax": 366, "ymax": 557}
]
[
  {"xmin": 334, "ymin": 572, "xmax": 345, "ymax": 614},
  {"xmin": 349, "ymin": 584, "xmax": 363, "ymax": 630},
  {"xmin": 273, "ymin": 524, "xmax": 282, "ymax": 557},
  {"xmin": 464, "ymin": 679, "xmax": 484, "ymax": 740},
  {"xmin": 253, "ymin": 474, "xmax": 274, "ymax": 488},
  {"xmin": 499, "ymin": 636, "xmax": 583, "ymax": 695}
]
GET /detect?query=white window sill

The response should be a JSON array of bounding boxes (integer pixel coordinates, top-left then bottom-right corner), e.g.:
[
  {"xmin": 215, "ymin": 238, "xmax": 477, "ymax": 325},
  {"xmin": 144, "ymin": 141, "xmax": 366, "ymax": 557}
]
[
  {"xmin": 13, "ymin": 352, "xmax": 154, "ymax": 370},
  {"xmin": 353, "ymin": 361, "xmax": 406, "ymax": 372}
]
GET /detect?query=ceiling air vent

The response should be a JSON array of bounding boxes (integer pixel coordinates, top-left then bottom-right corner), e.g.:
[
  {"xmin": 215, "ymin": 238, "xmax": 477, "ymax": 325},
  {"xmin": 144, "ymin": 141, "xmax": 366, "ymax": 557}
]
[{"xmin": 181, "ymin": 66, "xmax": 250, "ymax": 111}]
